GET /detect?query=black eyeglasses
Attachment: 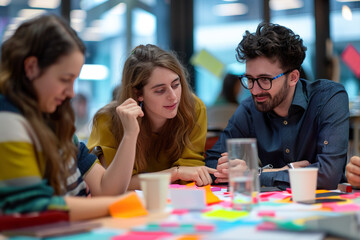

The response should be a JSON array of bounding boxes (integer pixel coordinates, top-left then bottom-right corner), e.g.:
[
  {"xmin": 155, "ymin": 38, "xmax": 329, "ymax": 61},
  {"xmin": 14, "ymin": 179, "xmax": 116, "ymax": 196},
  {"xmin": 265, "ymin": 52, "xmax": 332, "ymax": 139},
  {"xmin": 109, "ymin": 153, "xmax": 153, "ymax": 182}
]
[{"xmin": 239, "ymin": 70, "xmax": 292, "ymax": 90}]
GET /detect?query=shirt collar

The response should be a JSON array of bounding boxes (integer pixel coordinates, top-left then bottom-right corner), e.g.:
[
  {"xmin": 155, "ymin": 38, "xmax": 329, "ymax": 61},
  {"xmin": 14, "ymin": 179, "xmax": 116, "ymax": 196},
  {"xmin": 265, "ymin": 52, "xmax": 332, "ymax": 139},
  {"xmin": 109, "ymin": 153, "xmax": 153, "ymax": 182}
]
[
  {"xmin": 266, "ymin": 78, "xmax": 308, "ymax": 118},
  {"xmin": 291, "ymin": 78, "xmax": 308, "ymax": 112}
]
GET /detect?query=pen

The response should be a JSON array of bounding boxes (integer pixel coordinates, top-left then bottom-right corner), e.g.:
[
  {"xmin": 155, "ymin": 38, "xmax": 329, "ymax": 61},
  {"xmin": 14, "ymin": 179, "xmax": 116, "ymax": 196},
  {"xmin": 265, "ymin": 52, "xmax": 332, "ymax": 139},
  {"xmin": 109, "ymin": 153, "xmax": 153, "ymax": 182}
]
[{"xmin": 287, "ymin": 163, "xmax": 294, "ymax": 169}]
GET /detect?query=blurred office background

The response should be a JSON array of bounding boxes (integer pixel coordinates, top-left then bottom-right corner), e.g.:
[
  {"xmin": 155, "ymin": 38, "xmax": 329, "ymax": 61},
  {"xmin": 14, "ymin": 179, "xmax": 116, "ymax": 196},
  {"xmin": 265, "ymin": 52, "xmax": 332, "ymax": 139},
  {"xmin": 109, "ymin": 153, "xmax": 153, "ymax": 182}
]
[{"xmin": 0, "ymin": 0, "xmax": 359, "ymax": 139}]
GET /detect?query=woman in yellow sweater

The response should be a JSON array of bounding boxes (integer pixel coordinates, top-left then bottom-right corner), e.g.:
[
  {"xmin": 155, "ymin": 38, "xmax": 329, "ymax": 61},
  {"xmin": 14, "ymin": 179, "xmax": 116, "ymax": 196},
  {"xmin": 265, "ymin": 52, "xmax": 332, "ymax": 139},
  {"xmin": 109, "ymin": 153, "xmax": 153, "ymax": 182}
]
[{"xmin": 87, "ymin": 44, "xmax": 216, "ymax": 189}]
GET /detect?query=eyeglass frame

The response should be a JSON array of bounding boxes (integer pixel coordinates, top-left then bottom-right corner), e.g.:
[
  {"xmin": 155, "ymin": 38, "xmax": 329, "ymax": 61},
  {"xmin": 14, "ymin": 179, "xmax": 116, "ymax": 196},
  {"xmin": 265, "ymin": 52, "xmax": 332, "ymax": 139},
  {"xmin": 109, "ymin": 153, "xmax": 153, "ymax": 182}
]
[{"xmin": 239, "ymin": 70, "xmax": 293, "ymax": 90}]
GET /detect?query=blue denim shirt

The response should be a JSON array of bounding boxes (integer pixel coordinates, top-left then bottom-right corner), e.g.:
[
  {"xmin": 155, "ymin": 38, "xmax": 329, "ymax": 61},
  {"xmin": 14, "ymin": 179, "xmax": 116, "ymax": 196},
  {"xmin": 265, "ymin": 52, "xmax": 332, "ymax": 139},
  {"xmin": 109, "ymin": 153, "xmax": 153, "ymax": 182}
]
[{"xmin": 205, "ymin": 79, "xmax": 349, "ymax": 190}]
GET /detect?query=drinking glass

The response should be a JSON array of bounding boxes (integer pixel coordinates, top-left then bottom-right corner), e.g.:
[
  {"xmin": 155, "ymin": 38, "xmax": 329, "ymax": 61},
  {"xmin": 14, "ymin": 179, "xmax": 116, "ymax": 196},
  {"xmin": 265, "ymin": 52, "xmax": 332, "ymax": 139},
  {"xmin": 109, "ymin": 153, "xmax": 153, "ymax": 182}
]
[{"xmin": 227, "ymin": 138, "xmax": 260, "ymax": 211}]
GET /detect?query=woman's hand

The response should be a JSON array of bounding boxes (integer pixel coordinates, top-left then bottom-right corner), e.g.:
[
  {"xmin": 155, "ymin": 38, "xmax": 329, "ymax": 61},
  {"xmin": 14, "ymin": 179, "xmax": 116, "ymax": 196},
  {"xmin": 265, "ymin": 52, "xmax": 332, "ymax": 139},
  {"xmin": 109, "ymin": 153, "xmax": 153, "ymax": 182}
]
[
  {"xmin": 175, "ymin": 166, "xmax": 217, "ymax": 186},
  {"xmin": 116, "ymin": 98, "xmax": 144, "ymax": 136}
]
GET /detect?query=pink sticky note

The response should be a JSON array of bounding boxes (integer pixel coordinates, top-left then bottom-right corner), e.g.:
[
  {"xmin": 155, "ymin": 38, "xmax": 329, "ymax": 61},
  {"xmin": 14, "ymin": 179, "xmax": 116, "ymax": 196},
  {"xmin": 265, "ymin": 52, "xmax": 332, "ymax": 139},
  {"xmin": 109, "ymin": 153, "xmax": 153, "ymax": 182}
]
[
  {"xmin": 268, "ymin": 192, "xmax": 290, "ymax": 200},
  {"xmin": 172, "ymin": 209, "xmax": 189, "ymax": 215},
  {"xmin": 113, "ymin": 231, "xmax": 172, "ymax": 240},
  {"xmin": 258, "ymin": 210, "xmax": 276, "ymax": 217},
  {"xmin": 256, "ymin": 222, "xmax": 277, "ymax": 231},
  {"xmin": 219, "ymin": 201, "xmax": 233, "ymax": 208},
  {"xmin": 211, "ymin": 187, "xmax": 221, "ymax": 192},
  {"xmin": 169, "ymin": 184, "xmax": 185, "ymax": 188},
  {"xmin": 322, "ymin": 203, "xmax": 360, "ymax": 212},
  {"xmin": 259, "ymin": 192, "xmax": 281, "ymax": 198},
  {"xmin": 340, "ymin": 194, "xmax": 357, "ymax": 199},
  {"xmin": 341, "ymin": 44, "xmax": 360, "ymax": 78},
  {"xmin": 195, "ymin": 223, "xmax": 215, "ymax": 232}
]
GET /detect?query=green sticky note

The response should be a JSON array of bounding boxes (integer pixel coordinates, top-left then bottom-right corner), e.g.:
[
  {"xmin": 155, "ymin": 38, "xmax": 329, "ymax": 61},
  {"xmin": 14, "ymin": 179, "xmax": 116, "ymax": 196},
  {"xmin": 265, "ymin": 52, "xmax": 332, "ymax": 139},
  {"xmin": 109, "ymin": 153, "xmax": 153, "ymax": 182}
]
[
  {"xmin": 202, "ymin": 209, "xmax": 249, "ymax": 221},
  {"xmin": 190, "ymin": 49, "xmax": 225, "ymax": 78}
]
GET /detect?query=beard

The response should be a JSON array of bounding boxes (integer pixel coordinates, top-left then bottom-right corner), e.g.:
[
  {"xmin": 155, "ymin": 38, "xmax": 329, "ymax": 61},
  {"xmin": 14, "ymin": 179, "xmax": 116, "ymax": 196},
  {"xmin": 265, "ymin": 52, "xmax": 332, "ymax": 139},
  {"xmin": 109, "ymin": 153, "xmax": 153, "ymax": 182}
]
[{"xmin": 252, "ymin": 78, "xmax": 289, "ymax": 112}]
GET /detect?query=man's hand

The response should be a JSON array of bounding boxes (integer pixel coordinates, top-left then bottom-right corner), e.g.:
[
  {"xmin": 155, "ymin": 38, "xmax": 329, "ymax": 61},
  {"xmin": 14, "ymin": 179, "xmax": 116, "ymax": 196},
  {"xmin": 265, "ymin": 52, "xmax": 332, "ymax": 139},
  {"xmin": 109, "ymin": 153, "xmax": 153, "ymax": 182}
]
[
  {"xmin": 346, "ymin": 156, "xmax": 360, "ymax": 187},
  {"xmin": 213, "ymin": 152, "xmax": 247, "ymax": 184}
]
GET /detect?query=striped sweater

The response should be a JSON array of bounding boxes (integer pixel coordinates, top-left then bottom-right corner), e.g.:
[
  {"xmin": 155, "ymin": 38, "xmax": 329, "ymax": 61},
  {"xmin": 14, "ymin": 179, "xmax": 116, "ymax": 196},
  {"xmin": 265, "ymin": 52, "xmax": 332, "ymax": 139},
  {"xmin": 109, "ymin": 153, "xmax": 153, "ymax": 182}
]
[{"xmin": 0, "ymin": 94, "xmax": 98, "ymax": 214}]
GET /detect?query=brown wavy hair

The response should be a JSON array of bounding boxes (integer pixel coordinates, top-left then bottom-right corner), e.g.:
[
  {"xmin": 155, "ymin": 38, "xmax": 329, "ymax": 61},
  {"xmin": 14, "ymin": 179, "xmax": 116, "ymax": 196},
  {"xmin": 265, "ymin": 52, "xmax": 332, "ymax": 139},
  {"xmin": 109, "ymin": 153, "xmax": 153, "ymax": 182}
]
[
  {"xmin": 93, "ymin": 44, "xmax": 197, "ymax": 172},
  {"xmin": 0, "ymin": 14, "xmax": 86, "ymax": 194},
  {"xmin": 236, "ymin": 22, "xmax": 307, "ymax": 71}
]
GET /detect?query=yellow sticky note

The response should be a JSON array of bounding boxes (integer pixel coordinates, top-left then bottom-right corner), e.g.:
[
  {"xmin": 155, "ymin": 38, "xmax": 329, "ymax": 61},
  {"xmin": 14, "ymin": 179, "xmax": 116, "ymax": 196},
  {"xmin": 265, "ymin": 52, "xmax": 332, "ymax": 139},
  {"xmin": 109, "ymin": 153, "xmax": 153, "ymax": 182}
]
[
  {"xmin": 190, "ymin": 49, "xmax": 225, "ymax": 78},
  {"xmin": 109, "ymin": 192, "xmax": 148, "ymax": 218},
  {"xmin": 203, "ymin": 209, "xmax": 248, "ymax": 221}
]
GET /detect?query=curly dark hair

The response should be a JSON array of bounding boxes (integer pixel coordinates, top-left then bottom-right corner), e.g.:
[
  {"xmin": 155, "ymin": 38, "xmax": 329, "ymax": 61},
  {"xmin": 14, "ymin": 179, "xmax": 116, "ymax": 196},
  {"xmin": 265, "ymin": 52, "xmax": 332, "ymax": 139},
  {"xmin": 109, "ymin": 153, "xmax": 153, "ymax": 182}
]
[{"xmin": 236, "ymin": 22, "xmax": 307, "ymax": 71}]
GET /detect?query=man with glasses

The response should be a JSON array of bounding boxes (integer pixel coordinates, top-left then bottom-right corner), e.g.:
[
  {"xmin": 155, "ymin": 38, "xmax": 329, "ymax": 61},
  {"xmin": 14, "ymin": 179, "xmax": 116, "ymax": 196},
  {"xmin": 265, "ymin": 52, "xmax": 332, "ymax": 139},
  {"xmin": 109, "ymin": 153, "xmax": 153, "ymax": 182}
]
[{"xmin": 205, "ymin": 22, "xmax": 349, "ymax": 190}]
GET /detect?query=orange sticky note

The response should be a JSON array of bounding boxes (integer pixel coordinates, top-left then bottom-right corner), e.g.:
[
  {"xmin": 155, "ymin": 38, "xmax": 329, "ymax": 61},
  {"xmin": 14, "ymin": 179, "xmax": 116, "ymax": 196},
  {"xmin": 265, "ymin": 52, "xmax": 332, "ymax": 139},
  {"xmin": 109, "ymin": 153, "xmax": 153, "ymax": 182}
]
[
  {"xmin": 202, "ymin": 185, "xmax": 221, "ymax": 205},
  {"xmin": 109, "ymin": 192, "xmax": 148, "ymax": 218},
  {"xmin": 177, "ymin": 235, "xmax": 202, "ymax": 240},
  {"xmin": 186, "ymin": 182, "xmax": 196, "ymax": 187}
]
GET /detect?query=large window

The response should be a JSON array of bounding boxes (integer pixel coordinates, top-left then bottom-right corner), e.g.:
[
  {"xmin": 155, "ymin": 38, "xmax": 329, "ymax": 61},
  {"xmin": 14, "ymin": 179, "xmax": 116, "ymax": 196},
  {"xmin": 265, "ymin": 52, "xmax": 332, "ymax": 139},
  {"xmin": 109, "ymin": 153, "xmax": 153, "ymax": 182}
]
[
  {"xmin": 194, "ymin": 0, "xmax": 263, "ymax": 106},
  {"xmin": 330, "ymin": 0, "xmax": 360, "ymax": 100},
  {"xmin": 0, "ymin": 0, "xmax": 170, "ymax": 141}
]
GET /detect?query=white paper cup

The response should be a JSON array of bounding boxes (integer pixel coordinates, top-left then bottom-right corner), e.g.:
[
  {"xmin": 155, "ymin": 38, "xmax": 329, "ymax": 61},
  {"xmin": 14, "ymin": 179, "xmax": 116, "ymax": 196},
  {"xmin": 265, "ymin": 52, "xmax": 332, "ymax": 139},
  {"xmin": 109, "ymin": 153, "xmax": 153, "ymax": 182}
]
[
  {"xmin": 289, "ymin": 168, "xmax": 318, "ymax": 202},
  {"xmin": 139, "ymin": 172, "xmax": 171, "ymax": 212}
]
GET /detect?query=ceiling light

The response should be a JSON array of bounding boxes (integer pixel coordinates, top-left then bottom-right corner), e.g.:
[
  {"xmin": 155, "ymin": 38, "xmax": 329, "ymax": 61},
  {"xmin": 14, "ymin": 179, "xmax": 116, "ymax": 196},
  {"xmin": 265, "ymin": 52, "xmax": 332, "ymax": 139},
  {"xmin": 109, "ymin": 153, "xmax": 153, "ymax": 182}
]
[
  {"xmin": 342, "ymin": 5, "xmax": 353, "ymax": 20},
  {"xmin": 28, "ymin": 0, "xmax": 60, "ymax": 9},
  {"xmin": 79, "ymin": 64, "xmax": 109, "ymax": 80},
  {"xmin": 0, "ymin": 0, "xmax": 11, "ymax": 6},
  {"xmin": 18, "ymin": 9, "xmax": 46, "ymax": 19},
  {"xmin": 213, "ymin": 3, "xmax": 248, "ymax": 16},
  {"xmin": 270, "ymin": 0, "xmax": 304, "ymax": 11}
]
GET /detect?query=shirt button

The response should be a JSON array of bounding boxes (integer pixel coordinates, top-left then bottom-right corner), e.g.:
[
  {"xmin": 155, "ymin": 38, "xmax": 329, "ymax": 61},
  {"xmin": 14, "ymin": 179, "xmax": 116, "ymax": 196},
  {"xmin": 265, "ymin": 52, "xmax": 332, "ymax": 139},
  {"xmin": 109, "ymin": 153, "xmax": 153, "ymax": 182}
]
[
  {"xmin": 324, "ymin": 140, "xmax": 328, "ymax": 145},
  {"xmin": 283, "ymin": 120, "xmax": 288, "ymax": 125},
  {"xmin": 285, "ymin": 148, "xmax": 290, "ymax": 153}
]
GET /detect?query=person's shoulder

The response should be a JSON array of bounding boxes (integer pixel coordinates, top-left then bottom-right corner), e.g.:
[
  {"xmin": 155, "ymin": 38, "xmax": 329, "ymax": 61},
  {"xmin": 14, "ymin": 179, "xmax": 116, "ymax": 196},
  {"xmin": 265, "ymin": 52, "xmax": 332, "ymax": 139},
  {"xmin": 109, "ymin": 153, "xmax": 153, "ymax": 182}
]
[
  {"xmin": 305, "ymin": 79, "xmax": 345, "ymax": 91},
  {"xmin": 304, "ymin": 79, "xmax": 346, "ymax": 99},
  {"xmin": 94, "ymin": 104, "xmax": 114, "ymax": 125},
  {"xmin": 0, "ymin": 94, "xmax": 21, "ymax": 114},
  {"xmin": 0, "ymin": 108, "xmax": 33, "ymax": 143},
  {"xmin": 238, "ymin": 95, "xmax": 254, "ymax": 111},
  {"xmin": 193, "ymin": 94, "xmax": 206, "ymax": 111}
]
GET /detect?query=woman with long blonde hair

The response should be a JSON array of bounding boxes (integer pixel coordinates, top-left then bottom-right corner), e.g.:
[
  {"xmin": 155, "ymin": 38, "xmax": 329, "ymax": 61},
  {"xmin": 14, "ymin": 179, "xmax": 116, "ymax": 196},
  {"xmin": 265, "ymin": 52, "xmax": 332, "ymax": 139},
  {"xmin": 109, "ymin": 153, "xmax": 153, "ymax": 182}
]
[{"xmin": 88, "ymin": 44, "xmax": 215, "ymax": 189}]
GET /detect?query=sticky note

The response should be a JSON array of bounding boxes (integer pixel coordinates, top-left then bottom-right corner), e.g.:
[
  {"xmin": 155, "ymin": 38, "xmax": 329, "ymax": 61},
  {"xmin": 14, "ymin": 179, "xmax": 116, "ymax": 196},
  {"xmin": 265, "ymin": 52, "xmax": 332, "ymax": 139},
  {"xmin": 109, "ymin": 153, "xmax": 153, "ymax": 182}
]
[
  {"xmin": 169, "ymin": 184, "xmax": 185, "ymax": 188},
  {"xmin": 177, "ymin": 235, "xmax": 202, "ymax": 240},
  {"xmin": 341, "ymin": 44, "xmax": 360, "ymax": 78},
  {"xmin": 322, "ymin": 203, "xmax": 360, "ymax": 212},
  {"xmin": 112, "ymin": 231, "xmax": 172, "ymax": 240},
  {"xmin": 190, "ymin": 49, "xmax": 225, "ymax": 78},
  {"xmin": 194, "ymin": 223, "xmax": 215, "ymax": 232},
  {"xmin": 211, "ymin": 187, "xmax": 221, "ymax": 192},
  {"xmin": 202, "ymin": 209, "xmax": 249, "ymax": 221},
  {"xmin": 258, "ymin": 210, "xmax": 276, "ymax": 217},
  {"xmin": 339, "ymin": 194, "xmax": 357, "ymax": 199},
  {"xmin": 219, "ymin": 201, "xmax": 232, "ymax": 208},
  {"xmin": 109, "ymin": 192, "xmax": 148, "ymax": 218},
  {"xmin": 200, "ymin": 185, "xmax": 221, "ymax": 205},
  {"xmin": 170, "ymin": 188, "xmax": 206, "ymax": 210},
  {"xmin": 256, "ymin": 222, "xmax": 277, "ymax": 231},
  {"xmin": 172, "ymin": 209, "xmax": 189, "ymax": 215}
]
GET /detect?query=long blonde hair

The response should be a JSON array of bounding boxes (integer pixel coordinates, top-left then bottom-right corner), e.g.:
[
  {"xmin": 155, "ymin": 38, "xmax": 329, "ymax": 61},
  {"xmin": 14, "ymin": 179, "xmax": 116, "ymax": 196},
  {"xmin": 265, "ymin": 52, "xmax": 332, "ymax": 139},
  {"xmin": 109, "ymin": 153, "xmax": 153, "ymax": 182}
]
[
  {"xmin": 0, "ymin": 15, "xmax": 86, "ymax": 194},
  {"xmin": 93, "ymin": 44, "xmax": 197, "ymax": 172}
]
